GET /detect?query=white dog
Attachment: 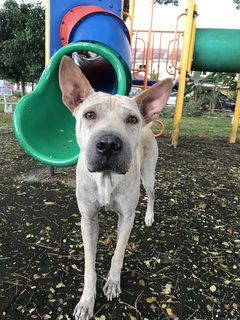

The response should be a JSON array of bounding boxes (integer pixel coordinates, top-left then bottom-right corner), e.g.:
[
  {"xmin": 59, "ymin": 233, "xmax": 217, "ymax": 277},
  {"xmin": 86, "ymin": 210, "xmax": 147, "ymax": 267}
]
[{"xmin": 59, "ymin": 56, "xmax": 172, "ymax": 320}]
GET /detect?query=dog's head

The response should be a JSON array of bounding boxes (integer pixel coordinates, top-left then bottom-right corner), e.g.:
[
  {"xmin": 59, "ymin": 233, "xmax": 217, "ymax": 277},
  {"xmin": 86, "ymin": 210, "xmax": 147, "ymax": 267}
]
[{"xmin": 59, "ymin": 56, "xmax": 172, "ymax": 174}]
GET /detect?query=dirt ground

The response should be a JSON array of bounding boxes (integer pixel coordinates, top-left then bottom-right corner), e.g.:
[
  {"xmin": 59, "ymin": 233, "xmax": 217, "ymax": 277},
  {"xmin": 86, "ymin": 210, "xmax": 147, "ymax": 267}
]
[{"xmin": 0, "ymin": 130, "xmax": 239, "ymax": 320}]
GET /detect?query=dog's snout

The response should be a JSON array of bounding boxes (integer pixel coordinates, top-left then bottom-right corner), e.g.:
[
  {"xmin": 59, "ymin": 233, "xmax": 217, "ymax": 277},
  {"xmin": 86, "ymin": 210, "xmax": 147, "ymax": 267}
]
[
  {"xmin": 96, "ymin": 135, "xmax": 122, "ymax": 157},
  {"xmin": 86, "ymin": 132, "xmax": 131, "ymax": 174}
]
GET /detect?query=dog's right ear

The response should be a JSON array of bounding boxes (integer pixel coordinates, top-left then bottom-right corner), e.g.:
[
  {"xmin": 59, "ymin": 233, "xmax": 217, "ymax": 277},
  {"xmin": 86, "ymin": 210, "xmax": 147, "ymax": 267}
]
[
  {"xmin": 134, "ymin": 78, "xmax": 173, "ymax": 120},
  {"xmin": 59, "ymin": 56, "xmax": 93, "ymax": 116}
]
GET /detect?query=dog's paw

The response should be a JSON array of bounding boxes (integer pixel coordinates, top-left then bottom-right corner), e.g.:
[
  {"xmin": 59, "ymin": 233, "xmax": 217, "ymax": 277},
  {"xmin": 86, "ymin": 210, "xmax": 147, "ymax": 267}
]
[
  {"xmin": 73, "ymin": 294, "xmax": 95, "ymax": 320},
  {"xmin": 103, "ymin": 277, "xmax": 122, "ymax": 301},
  {"xmin": 145, "ymin": 212, "xmax": 154, "ymax": 227}
]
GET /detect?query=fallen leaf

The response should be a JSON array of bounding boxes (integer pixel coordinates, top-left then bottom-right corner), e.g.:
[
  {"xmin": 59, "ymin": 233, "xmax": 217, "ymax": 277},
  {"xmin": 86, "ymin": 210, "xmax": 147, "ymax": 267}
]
[
  {"xmin": 166, "ymin": 307, "xmax": 173, "ymax": 316},
  {"xmin": 192, "ymin": 235, "xmax": 199, "ymax": 242},
  {"xmin": 101, "ymin": 238, "xmax": 111, "ymax": 245},
  {"xmin": 71, "ymin": 264, "xmax": 81, "ymax": 272},
  {"xmin": 139, "ymin": 279, "xmax": 145, "ymax": 286},
  {"xmin": 72, "ymin": 213, "xmax": 79, "ymax": 217},
  {"xmin": 49, "ymin": 287, "xmax": 55, "ymax": 294},
  {"xmin": 146, "ymin": 297, "xmax": 157, "ymax": 303},
  {"xmin": 224, "ymin": 279, "xmax": 231, "ymax": 285},
  {"xmin": 17, "ymin": 305, "xmax": 24, "ymax": 310},
  {"xmin": 207, "ymin": 304, "xmax": 213, "ymax": 312},
  {"xmin": 44, "ymin": 201, "xmax": 56, "ymax": 205},
  {"xmin": 56, "ymin": 282, "xmax": 66, "ymax": 289},
  {"xmin": 163, "ymin": 283, "xmax": 172, "ymax": 295},
  {"xmin": 210, "ymin": 285, "xmax": 217, "ymax": 292}
]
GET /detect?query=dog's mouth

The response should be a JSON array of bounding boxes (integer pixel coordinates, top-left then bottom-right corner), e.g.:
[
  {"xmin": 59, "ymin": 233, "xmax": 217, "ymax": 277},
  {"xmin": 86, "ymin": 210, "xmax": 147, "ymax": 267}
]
[
  {"xmin": 87, "ymin": 165, "xmax": 128, "ymax": 175},
  {"xmin": 86, "ymin": 133, "xmax": 132, "ymax": 175}
]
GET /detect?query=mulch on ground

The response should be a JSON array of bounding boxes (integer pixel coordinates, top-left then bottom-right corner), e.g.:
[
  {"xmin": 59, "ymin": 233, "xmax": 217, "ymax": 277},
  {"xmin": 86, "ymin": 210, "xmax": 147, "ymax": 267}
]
[{"xmin": 0, "ymin": 130, "xmax": 239, "ymax": 320}]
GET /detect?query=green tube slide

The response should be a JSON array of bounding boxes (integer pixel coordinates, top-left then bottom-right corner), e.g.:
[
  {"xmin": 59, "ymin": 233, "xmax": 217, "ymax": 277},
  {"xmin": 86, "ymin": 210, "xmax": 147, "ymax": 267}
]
[
  {"xmin": 14, "ymin": 42, "xmax": 131, "ymax": 167},
  {"xmin": 192, "ymin": 28, "xmax": 240, "ymax": 73}
]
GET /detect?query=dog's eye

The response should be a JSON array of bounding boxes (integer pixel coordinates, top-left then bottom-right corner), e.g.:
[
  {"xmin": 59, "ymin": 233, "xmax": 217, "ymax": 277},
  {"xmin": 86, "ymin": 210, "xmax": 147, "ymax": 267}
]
[
  {"xmin": 85, "ymin": 111, "xmax": 96, "ymax": 120},
  {"xmin": 127, "ymin": 116, "xmax": 138, "ymax": 124}
]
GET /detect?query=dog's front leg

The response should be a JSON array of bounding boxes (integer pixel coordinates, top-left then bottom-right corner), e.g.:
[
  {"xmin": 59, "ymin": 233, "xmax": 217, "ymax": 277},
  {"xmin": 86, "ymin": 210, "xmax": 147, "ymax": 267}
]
[
  {"xmin": 103, "ymin": 213, "xmax": 135, "ymax": 301},
  {"xmin": 74, "ymin": 213, "xmax": 99, "ymax": 320}
]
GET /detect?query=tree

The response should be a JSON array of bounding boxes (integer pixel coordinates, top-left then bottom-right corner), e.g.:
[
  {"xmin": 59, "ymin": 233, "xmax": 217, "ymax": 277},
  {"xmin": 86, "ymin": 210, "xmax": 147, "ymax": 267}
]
[
  {"xmin": 233, "ymin": 0, "xmax": 240, "ymax": 9},
  {"xmin": 154, "ymin": 0, "xmax": 178, "ymax": 5},
  {"xmin": 0, "ymin": 0, "xmax": 45, "ymax": 95},
  {"xmin": 154, "ymin": 0, "xmax": 240, "ymax": 8},
  {"xmin": 184, "ymin": 71, "xmax": 237, "ymax": 115},
  {"xmin": 123, "ymin": 0, "xmax": 178, "ymax": 15}
]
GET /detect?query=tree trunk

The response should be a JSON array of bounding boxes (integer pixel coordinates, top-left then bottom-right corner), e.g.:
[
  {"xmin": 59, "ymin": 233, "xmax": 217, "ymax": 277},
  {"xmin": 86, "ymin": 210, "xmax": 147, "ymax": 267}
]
[{"xmin": 20, "ymin": 80, "xmax": 26, "ymax": 96}]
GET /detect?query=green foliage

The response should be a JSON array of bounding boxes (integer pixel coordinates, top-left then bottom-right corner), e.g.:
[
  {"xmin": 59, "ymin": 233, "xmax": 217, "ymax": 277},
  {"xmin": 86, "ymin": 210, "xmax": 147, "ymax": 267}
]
[
  {"xmin": 150, "ymin": 69, "xmax": 159, "ymax": 80},
  {"xmin": 154, "ymin": 0, "xmax": 179, "ymax": 5},
  {"xmin": 233, "ymin": 0, "xmax": 240, "ymax": 9},
  {"xmin": 122, "ymin": 1, "xmax": 130, "ymax": 21},
  {"xmin": 123, "ymin": 0, "xmax": 178, "ymax": 15},
  {"xmin": 0, "ymin": 0, "xmax": 45, "ymax": 95},
  {"xmin": 123, "ymin": 1, "xmax": 129, "ymax": 14},
  {"xmin": 183, "ymin": 72, "xmax": 237, "ymax": 115}
]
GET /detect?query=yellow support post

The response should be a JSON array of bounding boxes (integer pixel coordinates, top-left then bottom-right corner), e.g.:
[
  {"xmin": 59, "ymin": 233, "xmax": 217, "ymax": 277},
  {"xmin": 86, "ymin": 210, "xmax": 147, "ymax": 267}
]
[
  {"xmin": 187, "ymin": 4, "xmax": 197, "ymax": 78},
  {"xmin": 121, "ymin": 0, "xmax": 135, "ymax": 43},
  {"xmin": 45, "ymin": 0, "xmax": 50, "ymax": 66},
  {"xmin": 171, "ymin": 0, "xmax": 196, "ymax": 147},
  {"xmin": 129, "ymin": 0, "xmax": 135, "ymax": 25},
  {"xmin": 143, "ymin": 0, "xmax": 154, "ymax": 90},
  {"xmin": 229, "ymin": 77, "xmax": 240, "ymax": 143}
]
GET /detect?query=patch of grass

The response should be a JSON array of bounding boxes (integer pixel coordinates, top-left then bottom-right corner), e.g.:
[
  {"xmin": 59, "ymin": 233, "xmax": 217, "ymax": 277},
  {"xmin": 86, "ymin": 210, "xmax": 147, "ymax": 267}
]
[
  {"xmin": 0, "ymin": 95, "xmax": 20, "ymax": 103},
  {"xmin": 0, "ymin": 106, "xmax": 15, "ymax": 129},
  {"xmin": 0, "ymin": 112, "xmax": 13, "ymax": 128},
  {"xmin": 0, "ymin": 96, "xmax": 19, "ymax": 129},
  {"xmin": 156, "ymin": 114, "xmax": 239, "ymax": 139},
  {"xmin": 0, "ymin": 102, "xmax": 239, "ymax": 140}
]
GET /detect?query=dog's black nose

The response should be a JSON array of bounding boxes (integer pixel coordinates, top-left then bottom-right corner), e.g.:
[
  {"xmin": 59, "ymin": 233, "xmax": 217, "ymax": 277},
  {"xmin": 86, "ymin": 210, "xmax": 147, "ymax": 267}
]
[{"xmin": 96, "ymin": 135, "xmax": 122, "ymax": 158}]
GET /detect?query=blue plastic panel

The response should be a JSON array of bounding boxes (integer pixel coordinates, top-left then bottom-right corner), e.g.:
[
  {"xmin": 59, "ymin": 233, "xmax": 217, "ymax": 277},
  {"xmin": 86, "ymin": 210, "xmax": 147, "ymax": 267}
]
[{"xmin": 49, "ymin": 0, "xmax": 122, "ymax": 56}]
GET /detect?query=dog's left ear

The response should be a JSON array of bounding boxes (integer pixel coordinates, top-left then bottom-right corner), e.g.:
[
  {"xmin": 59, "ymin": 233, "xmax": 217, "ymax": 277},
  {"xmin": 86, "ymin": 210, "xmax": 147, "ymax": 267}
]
[
  {"xmin": 59, "ymin": 56, "xmax": 93, "ymax": 116},
  {"xmin": 135, "ymin": 78, "xmax": 173, "ymax": 120}
]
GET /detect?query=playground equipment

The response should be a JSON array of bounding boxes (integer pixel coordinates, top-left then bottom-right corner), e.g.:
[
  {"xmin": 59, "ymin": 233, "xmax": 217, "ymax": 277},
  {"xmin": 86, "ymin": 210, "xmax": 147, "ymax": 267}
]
[
  {"xmin": 14, "ymin": 0, "xmax": 132, "ymax": 166},
  {"xmin": 171, "ymin": 0, "xmax": 240, "ymax": 146},
  {"xmin": 14, "ymin": 0, "xmax": 240, "ymax": 167},
  {"xmin": 130, "ymin": 0, "xmax": 240, "ymax": 145}
]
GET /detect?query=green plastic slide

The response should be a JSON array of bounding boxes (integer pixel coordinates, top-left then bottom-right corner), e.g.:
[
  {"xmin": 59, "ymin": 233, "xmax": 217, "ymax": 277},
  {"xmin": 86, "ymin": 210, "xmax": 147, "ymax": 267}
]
[
  {"xmin": 14, "ymin": 42, "xmax": 131, "ymax": 167},
  {"xmin": 193, "ymin": 28, "xmax": 240, "ymax": 72}
]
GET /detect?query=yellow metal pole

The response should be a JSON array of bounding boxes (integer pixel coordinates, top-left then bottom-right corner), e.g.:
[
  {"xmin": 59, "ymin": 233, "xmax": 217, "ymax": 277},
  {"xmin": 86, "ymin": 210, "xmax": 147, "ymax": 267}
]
[
  {"xmin": 45, "ymin": 0, "xmax": 50, "ymax": 66},
  {"xmin": 122, "ymin": 0, "xmax": 135, "ymax": 43},
  {"xmin": 229, "ymin": 76, "xmax": 240, "ymax": 143},
  {"xmin": 171, "ymin": 0, "xmax": 196, "ymax": 147},
  {"xmin": 129, "ymin": 0, "xmax": 135, "ymax": 26},
  {"xmin": 187, "ymin": 4, "xmax": 197, "ymax": 78},
  {"xmin": 143, "ymin": 0, "xmax": 154, "ymax": 90},
  {"xmin": 126, "ymin": 0, "xmax": 135, "ymax": 43}
]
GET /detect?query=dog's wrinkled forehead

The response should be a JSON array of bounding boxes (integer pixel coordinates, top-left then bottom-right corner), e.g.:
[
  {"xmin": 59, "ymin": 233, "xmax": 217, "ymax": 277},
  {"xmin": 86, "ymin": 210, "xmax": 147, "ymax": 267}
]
[{"xmin": 80, "ymin": 92, "xmax": 140, "ymax": 116}]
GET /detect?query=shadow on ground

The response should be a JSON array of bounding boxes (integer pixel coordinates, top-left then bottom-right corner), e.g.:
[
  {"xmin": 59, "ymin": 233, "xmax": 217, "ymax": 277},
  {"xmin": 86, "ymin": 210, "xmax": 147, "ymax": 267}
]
[{"xmin": 0, "ymin": 131, "xmax": 239, "ymax": 320}]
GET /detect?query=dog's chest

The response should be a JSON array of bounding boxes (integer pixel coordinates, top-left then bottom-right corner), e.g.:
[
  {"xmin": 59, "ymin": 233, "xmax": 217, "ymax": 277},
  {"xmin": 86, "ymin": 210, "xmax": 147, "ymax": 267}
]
[{"xmin": 96, "ymin": 173, "xmax": 120, "ymax": 208}]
